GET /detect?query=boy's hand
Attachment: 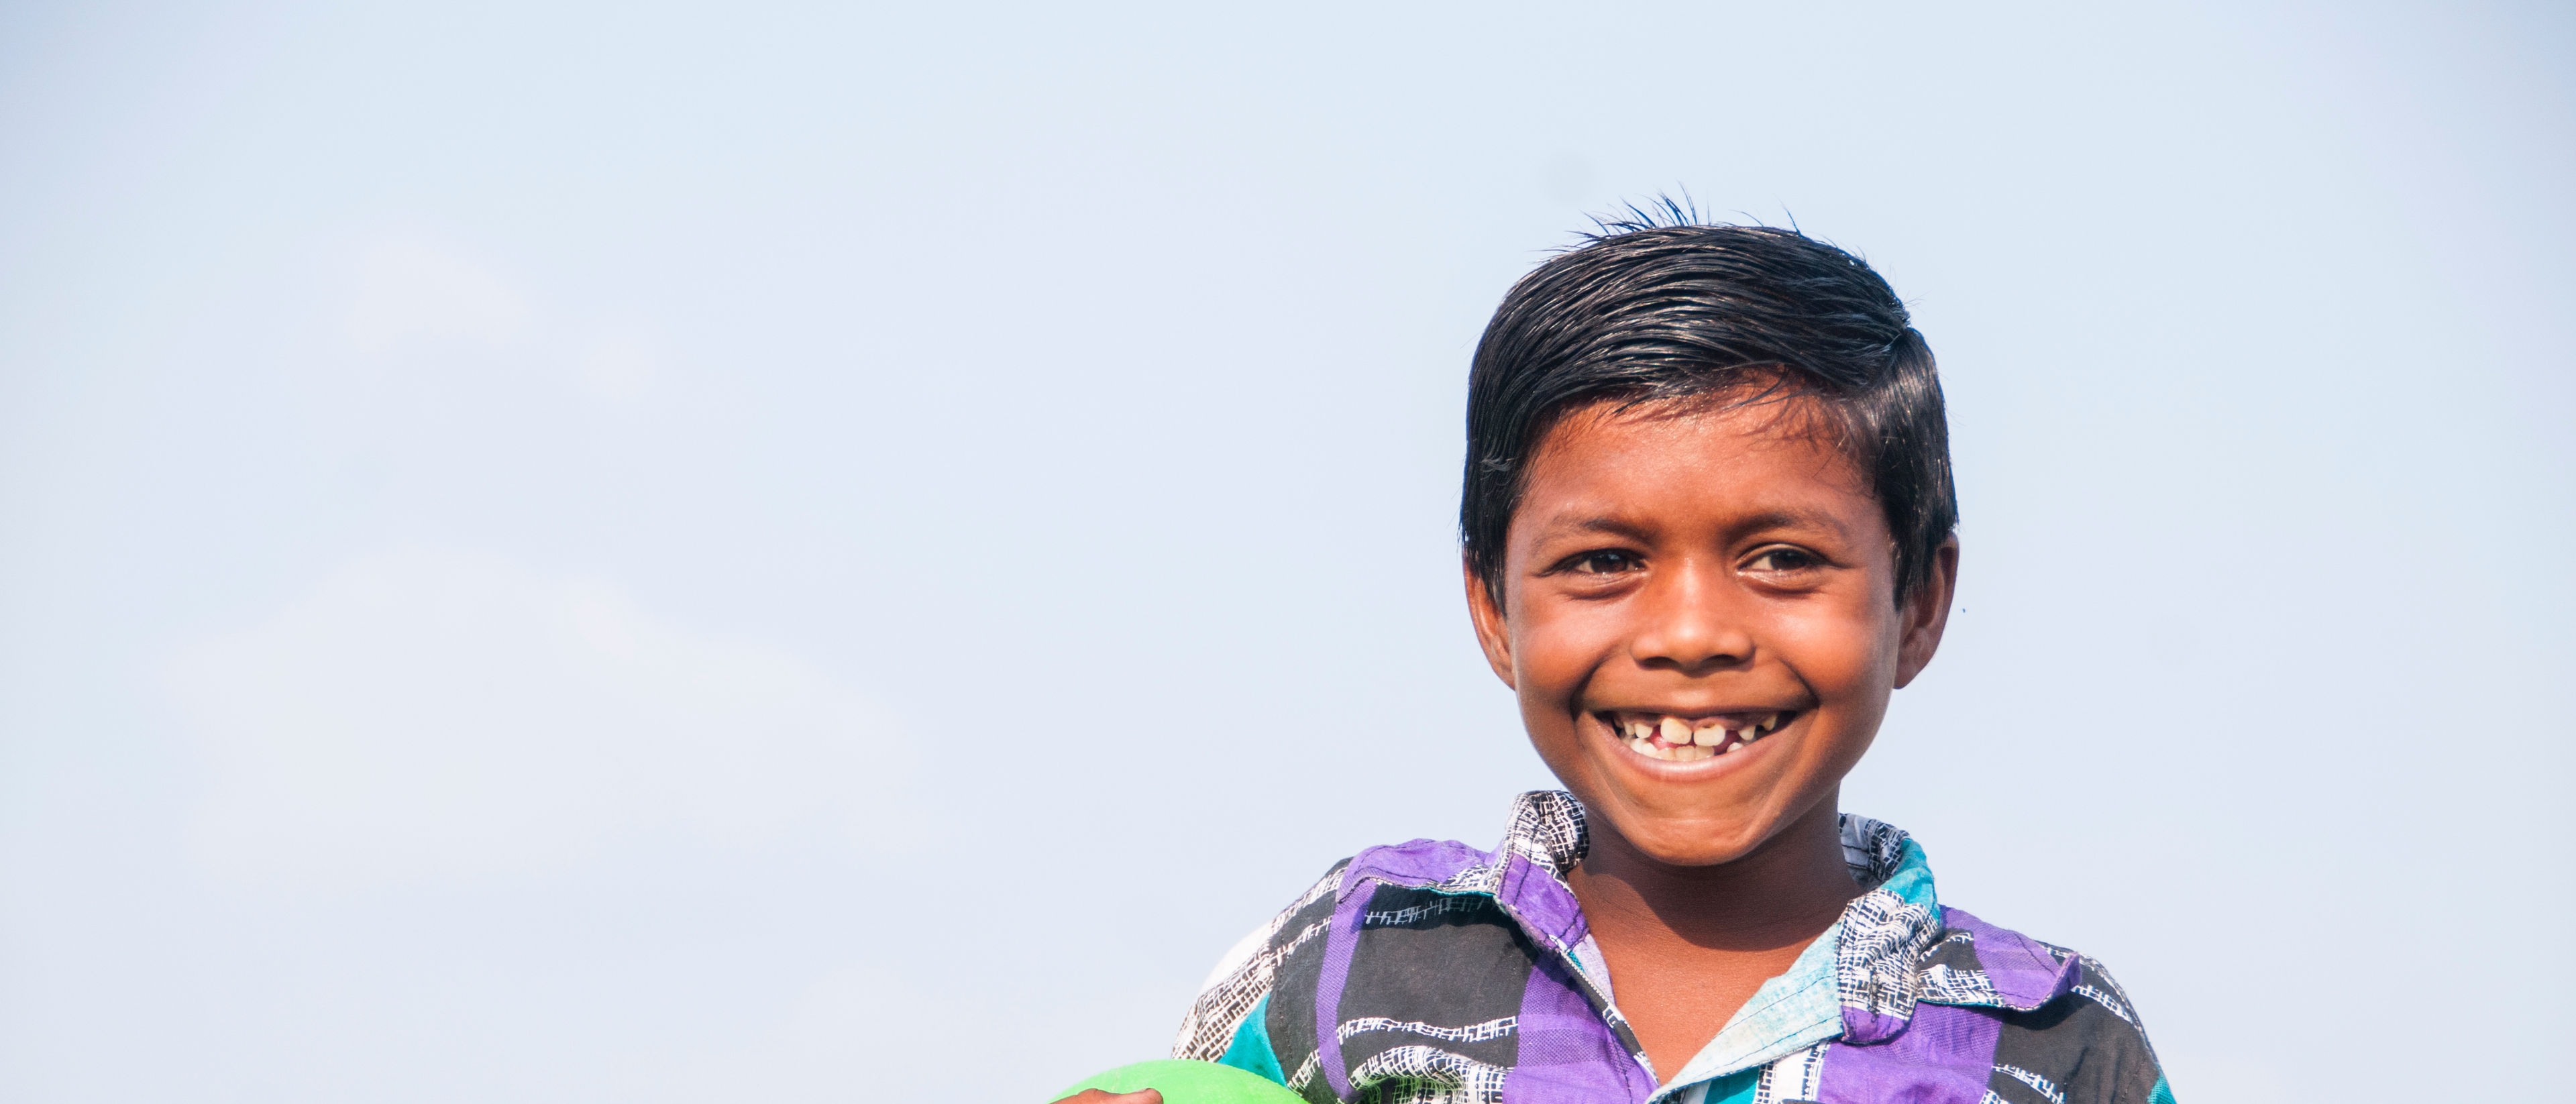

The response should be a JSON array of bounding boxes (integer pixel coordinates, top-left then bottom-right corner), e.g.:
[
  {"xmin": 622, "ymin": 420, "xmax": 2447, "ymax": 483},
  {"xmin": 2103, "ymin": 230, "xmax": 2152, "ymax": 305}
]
[{"xmin": 1051, "ymin": 1091, "xmax": 1162, "ymax": 1104}]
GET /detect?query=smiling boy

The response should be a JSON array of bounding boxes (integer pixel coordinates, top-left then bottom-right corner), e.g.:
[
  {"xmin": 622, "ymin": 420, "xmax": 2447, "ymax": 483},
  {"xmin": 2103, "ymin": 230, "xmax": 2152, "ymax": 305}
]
[{"xmin": 1155, "ymin": 215, "xmax": 2169, "ymax": 1103}]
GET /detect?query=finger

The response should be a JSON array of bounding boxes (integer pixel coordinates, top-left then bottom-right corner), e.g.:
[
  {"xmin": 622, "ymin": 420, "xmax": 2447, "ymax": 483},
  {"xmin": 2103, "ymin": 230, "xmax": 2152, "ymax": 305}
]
[{"xmin": 1050, "ymin": 1091, "xmax": 1163, "ymax": 1104}]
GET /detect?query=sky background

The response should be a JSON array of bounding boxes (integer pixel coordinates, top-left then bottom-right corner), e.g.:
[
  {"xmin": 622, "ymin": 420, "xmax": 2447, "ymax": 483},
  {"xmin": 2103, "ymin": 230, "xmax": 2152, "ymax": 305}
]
[{"xmin": 2, "ymin": 2, "xmax": 2570, "ymax": 1101}]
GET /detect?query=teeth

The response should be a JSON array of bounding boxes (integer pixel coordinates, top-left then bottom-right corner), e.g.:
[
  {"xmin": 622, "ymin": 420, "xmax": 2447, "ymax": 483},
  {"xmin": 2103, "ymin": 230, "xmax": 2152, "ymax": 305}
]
[
  {"xmin": 1616, "ymin": 712, "xmax": 1790, "ymax": 732},
  {"xmin": 1630, "ymin": 738, "xmax": 1682, "ymax": 762},
  {"xmin": 1615, "ymin": 712, "xmax": 1790, "ymax": 757}
]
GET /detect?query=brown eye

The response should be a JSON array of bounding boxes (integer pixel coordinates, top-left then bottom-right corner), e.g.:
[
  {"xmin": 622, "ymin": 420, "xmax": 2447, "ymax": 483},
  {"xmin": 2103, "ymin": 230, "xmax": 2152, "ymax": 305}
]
[
  {"xmin": 1567, "ymin": 550, "xmax": 1641, "ymax": 575},
  {"xmin": 1744, "ymin": 547, "xmax": 1818, "ymax": 573}
]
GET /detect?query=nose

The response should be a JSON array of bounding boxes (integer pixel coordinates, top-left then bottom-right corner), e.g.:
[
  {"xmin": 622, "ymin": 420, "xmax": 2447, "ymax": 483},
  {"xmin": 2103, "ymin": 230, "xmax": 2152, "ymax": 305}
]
[{"xmin": 1627, "ymin": 558, "xmax": 1753, "ymax": 674}]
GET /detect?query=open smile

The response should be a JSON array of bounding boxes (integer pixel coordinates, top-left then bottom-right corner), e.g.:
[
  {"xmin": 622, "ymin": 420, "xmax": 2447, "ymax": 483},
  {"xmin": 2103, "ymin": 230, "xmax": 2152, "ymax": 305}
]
[{"xmin": 1597, "ymin": 709, "xmax": 1798, "ymax": 763}]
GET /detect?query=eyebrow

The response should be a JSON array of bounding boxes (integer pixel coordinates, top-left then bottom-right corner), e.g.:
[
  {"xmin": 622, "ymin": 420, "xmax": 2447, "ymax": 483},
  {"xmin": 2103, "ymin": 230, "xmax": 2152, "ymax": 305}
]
[
  {"xmin": 1536, "ymin": 514, "xmax": 1656, "ymax": 543},
  {"xmin": 1531, "ymin": 508, "xmax": 1854, "ymax": 545},
  {"xmin": 1726, "ymin": 508, "xmax": 1854, "ymax": 541}
]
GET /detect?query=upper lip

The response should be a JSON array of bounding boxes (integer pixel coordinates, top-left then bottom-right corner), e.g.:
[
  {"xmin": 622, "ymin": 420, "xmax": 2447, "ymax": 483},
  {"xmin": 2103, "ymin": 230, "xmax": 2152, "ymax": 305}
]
[{"xmin": 1598, "ymin": 707, "xmax": 1798, "ymax": 723}]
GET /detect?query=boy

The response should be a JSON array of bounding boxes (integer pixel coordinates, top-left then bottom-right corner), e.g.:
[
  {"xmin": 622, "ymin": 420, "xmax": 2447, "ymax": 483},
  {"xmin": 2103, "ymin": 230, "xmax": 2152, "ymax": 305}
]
[{"xmin": 1098, "ymin": 213, "xmax": 2169, "ymax": 1103}]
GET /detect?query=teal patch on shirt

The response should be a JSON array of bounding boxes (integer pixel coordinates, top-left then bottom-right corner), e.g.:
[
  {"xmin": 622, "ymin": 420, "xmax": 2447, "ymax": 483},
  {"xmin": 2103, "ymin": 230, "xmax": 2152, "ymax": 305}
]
[
  {"xmin": 2150, "ymin": 1074, "xmax": 2176, "ymax": 1104},
  {"xmin": 1704, "ymin": 1067, "xmax": 1760, "ymax": 1104},
  {"xmin": 1217, "ymin": 993, "xmax": 1286, "ymax": 1085},
  {"xmin": 1876, "ymin": 838, "xmax": 1938, "ymax": 910}
]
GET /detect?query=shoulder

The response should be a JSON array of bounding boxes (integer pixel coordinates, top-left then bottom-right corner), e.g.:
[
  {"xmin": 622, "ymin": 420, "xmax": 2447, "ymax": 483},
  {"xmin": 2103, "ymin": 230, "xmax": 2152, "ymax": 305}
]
[
  {"xmin": 1175, "ymin": 832, "xmax": 1507, "ymax": 1022},
  {"xmin": 1170, "ymin": 828, "xmax": 1538, "ymax": 1041},
  {"xmin": 1922, "ymin": 907, "xmax": 2171, "ymax": 1104},
  {"xmin": 1173, "ymin": 857, "xmax": 1352, "ymax": 1061}
]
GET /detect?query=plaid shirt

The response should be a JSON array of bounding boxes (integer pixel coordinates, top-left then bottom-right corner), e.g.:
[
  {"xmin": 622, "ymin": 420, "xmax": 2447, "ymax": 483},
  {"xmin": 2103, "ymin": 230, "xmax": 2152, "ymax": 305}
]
[{"xmin": 1174, "ymin": 791, "xmax": 2171, "ymax": 1104}]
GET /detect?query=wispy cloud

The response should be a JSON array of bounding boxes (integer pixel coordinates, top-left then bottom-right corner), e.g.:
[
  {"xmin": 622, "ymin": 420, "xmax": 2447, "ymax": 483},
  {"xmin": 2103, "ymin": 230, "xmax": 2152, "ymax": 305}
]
[{"xmin": 171, "ymin": 547, "xmax": 913, "ymax": 887}]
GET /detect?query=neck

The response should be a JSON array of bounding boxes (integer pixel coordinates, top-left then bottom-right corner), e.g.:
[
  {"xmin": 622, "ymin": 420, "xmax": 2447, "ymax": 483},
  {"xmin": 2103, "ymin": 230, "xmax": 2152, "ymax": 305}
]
[{"xmin": 1567, "ymin": 793, "xmax": 1861, "ymax": 953}]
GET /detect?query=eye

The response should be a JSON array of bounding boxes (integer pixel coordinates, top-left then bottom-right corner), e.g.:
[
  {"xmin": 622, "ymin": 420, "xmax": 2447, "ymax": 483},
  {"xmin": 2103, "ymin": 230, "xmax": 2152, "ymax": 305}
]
[
  {"xmin": 1560, "ymin": 549, "xmax": 1642, "ymax": 575},
  {"xmin": 1743, "ymin": 545, "xmax": 1820, "ymax": 573}
]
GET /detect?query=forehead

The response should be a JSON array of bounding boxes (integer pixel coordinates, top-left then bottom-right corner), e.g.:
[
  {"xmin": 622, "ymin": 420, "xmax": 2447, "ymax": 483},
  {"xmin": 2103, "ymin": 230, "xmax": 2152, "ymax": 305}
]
[{"xmin": 1514, "ymin": 398, "xmax": 1878, "ymax": 541}]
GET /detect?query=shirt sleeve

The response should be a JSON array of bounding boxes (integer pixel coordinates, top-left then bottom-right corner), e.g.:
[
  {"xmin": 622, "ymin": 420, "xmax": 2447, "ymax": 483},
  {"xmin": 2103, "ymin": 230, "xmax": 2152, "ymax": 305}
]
[
  {"xmin": 1171, "ymin": 859, "xmax": 1350, "ymax": 1069},
  {"xmin": 1986, "ymin": 952, "xmax": 2171, "ymax": 1104}
]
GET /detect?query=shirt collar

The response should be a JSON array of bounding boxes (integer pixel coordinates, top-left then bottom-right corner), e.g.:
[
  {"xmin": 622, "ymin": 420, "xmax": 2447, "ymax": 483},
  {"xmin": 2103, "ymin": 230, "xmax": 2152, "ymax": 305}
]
[
  {"xmin": 1477, "ymin": 793, "xmax": 1944, "ymax": 1086},
  {"xmin": 1829, "ymin": 817, "xmax": 2080, "ymax": 1043},
  {"xmin": 1661, "ymin": 810, "xmax": 1935, "ymax": 1090},
  {"xmin": 1487, "ymin": 793, "xmax": 2077, "ymax": 1077},
  {"xmin": 1340, "ymin": 792, "xmax": 2082, "ymax": 1088}
]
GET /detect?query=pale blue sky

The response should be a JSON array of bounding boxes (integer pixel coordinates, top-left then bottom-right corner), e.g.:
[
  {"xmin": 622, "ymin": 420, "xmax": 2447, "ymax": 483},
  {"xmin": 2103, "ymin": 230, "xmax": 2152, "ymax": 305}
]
[{"xmin": 2, "ymin": 3, "xmax": 2569, "ymax": 1101}]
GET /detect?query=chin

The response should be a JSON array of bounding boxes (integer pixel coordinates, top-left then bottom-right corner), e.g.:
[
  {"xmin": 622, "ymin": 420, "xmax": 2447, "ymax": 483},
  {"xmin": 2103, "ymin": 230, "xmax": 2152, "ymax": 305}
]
[
  {"xmin": 1629, "ymin": 823, "xmax": 1766, "ymax": 867},
  {"xmin": 1589, "ymin": 796, "xmax": 1778, "ymax": 867}
]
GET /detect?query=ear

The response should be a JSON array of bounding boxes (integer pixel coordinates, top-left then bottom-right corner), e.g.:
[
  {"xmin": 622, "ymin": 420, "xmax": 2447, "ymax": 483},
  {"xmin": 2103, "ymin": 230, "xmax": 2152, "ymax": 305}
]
[
  {"xmin": 1892, "ymin": 537, "xmax": 1960, "ymax": 689},
  {"xmin": 1462, "ymin": 556, "xmax": 1518, "ymax": 689}
]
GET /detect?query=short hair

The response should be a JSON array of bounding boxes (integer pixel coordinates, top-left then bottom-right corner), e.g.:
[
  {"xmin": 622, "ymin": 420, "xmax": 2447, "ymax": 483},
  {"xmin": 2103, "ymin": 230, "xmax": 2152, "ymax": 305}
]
[{"xmin": 1461, "ymin": 208, "xmax": 1957, "ymax": 606}]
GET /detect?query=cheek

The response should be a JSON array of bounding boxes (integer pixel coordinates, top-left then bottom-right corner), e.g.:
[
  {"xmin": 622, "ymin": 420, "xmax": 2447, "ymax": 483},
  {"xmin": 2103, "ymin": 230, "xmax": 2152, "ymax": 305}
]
[
  {"xmin": 1768, "ymin": 595, "xmax": 1903, "ymax": 698},
  {"xmin": 1507, "ymin": 599, "xmax": 1620, "ymax": 704}
]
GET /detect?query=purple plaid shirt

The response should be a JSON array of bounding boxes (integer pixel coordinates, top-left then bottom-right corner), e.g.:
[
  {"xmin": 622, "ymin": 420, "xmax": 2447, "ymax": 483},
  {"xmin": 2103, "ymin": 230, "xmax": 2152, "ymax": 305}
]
[{"xmin": 1174, "ymin": 791, "xmax": 2170, "ymax": 1104}]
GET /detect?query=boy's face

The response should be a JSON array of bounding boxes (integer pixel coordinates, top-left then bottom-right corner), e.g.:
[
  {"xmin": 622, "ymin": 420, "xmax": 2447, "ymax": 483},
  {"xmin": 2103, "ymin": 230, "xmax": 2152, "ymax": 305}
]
[{"xmin": 1466, "ymin": 398, "xmax": 1956, "ymax": 869}]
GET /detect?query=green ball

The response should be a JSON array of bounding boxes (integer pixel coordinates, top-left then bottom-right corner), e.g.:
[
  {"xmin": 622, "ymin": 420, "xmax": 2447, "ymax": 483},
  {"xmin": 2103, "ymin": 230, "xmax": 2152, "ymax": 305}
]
[{"xmin": 1053, "ymin": 1059, "xmax": 1305, "ymax": 1103}]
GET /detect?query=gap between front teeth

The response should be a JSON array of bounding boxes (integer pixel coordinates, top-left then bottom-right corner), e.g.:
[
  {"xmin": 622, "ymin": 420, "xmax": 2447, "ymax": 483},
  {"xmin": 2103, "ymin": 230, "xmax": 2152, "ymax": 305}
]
[{"xmin": 1617, "ymin": 712, "xmax": 1782, "ymax": 762}]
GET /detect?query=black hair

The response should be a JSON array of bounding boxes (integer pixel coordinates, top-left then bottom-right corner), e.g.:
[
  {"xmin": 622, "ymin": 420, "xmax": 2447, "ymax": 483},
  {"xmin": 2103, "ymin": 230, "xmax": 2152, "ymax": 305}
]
[{"xmin": 1461, "ymin": 203, "xmax": 1956, "ymax": 605}]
